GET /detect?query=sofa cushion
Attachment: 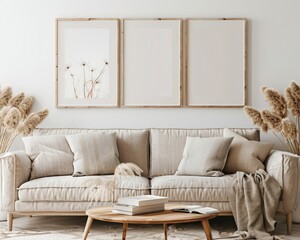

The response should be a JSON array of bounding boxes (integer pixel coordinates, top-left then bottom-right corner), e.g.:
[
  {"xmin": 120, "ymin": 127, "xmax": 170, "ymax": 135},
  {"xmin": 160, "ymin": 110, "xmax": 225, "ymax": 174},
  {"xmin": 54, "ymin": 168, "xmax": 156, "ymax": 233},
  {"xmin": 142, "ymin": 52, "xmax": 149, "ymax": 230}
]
[
  {"xmin": 66, "ymin": 133, "xmax": 120, "ymax": 176},
  {"xmin": 176, "ymin": 137, "xmax": 233, "ymax": 176},
  {"xmin": 151, "ymin": 175, "xmax": 234, "ymax": 202},
  {"xmin": 150, "ymin": 128, "xmax": 260, "ymax": 177},
  {"xmin": 223, "ymin": 128, "xmax": 274, "ymax": 174},
  {"xmin": 18, "ymin": 175, "xmax": 150, "ymax": 202},
  {"xmin": 23, "ymin": 135, "xmax": 72, "ymax": 155},
  {"xmin": 30, "ymin": 146, "xmax": 74, "ymax": 180},
  {"xmin": 32, "ymin": 129, "xmax": 150, "ymax": 177}
]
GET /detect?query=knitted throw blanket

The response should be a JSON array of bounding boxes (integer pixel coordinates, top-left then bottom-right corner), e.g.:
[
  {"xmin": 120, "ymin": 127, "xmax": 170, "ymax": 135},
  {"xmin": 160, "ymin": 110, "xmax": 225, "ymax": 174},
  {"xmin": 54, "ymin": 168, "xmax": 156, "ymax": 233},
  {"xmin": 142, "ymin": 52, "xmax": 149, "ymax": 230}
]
[{"xmin": 226, "ymin": 169, "xmax": 281, "ymax": 239}]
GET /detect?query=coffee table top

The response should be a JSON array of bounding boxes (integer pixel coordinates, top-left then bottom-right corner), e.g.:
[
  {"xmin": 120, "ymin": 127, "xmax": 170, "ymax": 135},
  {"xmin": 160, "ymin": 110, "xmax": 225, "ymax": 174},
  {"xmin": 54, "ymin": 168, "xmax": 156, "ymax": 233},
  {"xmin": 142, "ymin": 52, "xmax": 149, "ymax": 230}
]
[{"xmin": 86, "ymin": 203, "xmax": 218, "ymax": 225}]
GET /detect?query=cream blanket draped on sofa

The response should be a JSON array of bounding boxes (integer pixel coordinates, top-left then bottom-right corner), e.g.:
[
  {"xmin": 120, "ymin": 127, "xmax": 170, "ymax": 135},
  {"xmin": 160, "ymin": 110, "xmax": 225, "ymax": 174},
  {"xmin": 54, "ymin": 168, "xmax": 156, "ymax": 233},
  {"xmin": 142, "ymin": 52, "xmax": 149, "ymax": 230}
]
[{"xmin": 226, "ymin": 169, "xmax": 281, "ymax": 239}]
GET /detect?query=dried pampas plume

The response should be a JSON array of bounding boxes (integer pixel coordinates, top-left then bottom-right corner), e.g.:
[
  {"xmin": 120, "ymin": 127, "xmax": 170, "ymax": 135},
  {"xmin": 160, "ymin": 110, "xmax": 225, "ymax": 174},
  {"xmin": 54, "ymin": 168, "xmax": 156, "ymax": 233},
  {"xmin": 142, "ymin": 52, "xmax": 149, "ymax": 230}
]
[
  {"xmin": 244, "ymin": 106, "xmax": 268, "ymax": 132},
  {"xmin": 0, "ymin": 86, "xmax": 48, "ymax": 153},
  {"xmin": 282, "ymin": 118, "xmax": 297, "ymax": 140},
  {"xmin": 18, "ymin": 96, "xmax": 34, "ymax": 118},
  {"xmin": 262, "ymin": 87, "xmax": 288, "ymax": 118},
  {"xmin": 0, "ymin": 106, "xmax": 10, "ymax": 126},
  {"xmin": 285, "ymin": 87, "xmax": 300, "ymax": 116},
  {"xmin": 9, "ymin": 92, "xmax": 25, "ymax": 107},
  {"xmin": 261, "ymin": 110, "xmax": 282, "ymax": 132},
  {"xmin": 290, "ymin": 80, "xmax": 300, "ymax": 101},
  {"xmin": 18, "ymin": 110, "xmax": 49, "ymax": 136},
  {"xmin": 3, "ymin": 107, "xmax": 21, "ymax": 130},
  {"xmin": 114, "ymin": 163, "xmax": 143, "ymax": 177},
  {"xmin": 246, "ymin": 81, "xmax": 300, "ymax": 155},
  {"xmin": 0, "ymin": 87, "xmax": 12, "ymax": 108},
  {"xmin": 112, "ymin": 163, "xmax": 143, "ymax": 203}
]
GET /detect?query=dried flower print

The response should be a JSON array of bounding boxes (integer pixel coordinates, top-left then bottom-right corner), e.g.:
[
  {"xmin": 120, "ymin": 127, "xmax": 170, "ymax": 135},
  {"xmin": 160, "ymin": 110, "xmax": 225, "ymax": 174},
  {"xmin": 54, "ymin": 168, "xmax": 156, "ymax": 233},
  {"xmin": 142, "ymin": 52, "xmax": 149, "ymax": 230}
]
[{"xmin": 65, "ymin": 60, "xmax": 109, "ymax": 99}]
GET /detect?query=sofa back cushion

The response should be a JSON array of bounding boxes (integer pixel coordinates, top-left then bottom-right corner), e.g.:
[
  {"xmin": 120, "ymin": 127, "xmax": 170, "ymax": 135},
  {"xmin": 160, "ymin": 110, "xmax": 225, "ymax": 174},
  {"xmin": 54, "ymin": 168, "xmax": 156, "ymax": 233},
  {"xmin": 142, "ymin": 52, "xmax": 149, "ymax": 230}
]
[
  {"xmin": 32, "ymin": 128, "xmax": 150, "ymax": 177},
  {"xmin": 66, "ymin": 132, "xmax": 120, "ymax": 176},
  {"xmin": 150, "ymin": 128, "xmax": 260, "ymax": 177}
]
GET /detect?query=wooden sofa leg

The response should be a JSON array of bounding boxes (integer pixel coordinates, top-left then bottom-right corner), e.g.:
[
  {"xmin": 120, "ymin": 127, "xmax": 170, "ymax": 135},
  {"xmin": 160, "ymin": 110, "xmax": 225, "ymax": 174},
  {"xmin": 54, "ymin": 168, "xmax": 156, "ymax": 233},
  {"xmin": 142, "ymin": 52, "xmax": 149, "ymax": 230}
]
[
  {"xmin": 7, "ymin": 212, "xmax": 13, "ymax": 231},
  {"xmin": 286, "ymin": 212, "xmax": 292, "ymax": 235}
]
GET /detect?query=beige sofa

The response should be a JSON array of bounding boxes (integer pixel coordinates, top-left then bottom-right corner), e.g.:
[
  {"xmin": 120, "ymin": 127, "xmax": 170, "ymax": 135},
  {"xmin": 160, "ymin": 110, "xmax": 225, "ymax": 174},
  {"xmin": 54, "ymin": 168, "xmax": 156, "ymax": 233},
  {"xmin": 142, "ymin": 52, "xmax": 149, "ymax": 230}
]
[{"xmin": 1, "ymin": 128, "xmax": 298, "ymax": 234}]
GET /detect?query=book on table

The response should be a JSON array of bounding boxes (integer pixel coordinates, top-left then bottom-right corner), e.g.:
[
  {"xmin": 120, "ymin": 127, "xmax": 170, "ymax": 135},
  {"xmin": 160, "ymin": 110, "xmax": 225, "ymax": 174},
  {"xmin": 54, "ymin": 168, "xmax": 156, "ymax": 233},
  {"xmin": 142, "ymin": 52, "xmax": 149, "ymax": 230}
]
[
  {"xmin": 112, "ymin": 195, "xmax": 168, "ymax": 215},
  {"xmin": 117, "ymin": 195, "xmax": 169, "ymax": 207},
  {"xmin": 112, "ymin": 203, "xmax": 165, "ymax": 216},
  {"xmin": 171, "ymin": 205, "xmax": 220, "ymax": 215}
]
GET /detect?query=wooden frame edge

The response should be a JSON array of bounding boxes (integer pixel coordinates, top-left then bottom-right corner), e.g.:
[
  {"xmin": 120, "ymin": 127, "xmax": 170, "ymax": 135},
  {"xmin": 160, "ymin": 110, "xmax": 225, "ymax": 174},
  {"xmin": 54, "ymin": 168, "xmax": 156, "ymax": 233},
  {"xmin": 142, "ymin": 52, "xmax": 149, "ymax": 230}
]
[
  {"xmin": 120, "ymin": 18, "xmax": 183, "ymax": 108},
  {"xmin": 55, "ymin": 18, "xmax": 120, "ymax": 108},
  {"xmin": 185, "ymin": 18, "xmax": 247, "ymax": 108}
]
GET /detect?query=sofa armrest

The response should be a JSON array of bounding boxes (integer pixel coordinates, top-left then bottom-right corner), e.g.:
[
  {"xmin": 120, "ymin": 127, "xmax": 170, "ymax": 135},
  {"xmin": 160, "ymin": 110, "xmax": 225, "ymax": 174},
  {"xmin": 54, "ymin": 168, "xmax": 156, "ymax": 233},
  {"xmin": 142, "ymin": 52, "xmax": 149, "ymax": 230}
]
[
  {"xmin": 0, "ymin": 151, "xmax": 31, "ymax": 211},
  {"xmin": 265, "ymin": 150, "xmax": 299, "ymax": 213}
]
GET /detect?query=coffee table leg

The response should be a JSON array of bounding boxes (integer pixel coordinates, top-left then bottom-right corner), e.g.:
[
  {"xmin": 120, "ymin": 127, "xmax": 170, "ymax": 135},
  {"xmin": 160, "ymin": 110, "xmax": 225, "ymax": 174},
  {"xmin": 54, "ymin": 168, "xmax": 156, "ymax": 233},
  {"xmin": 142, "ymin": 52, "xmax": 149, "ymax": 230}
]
[
  {"xmin": 122, "ymin": 222, "xmax": 128, "ymax": 240},
  {"xmin": 201, "ymin": 219, "xmax": 213, "ymax": 240},
  {"xmin": 164, "ymin": 224, "xmax": 168, "ymax": 240},
  {"xmin": 82, "ymin": 216, "xmax": 94, "ymax": 240}
]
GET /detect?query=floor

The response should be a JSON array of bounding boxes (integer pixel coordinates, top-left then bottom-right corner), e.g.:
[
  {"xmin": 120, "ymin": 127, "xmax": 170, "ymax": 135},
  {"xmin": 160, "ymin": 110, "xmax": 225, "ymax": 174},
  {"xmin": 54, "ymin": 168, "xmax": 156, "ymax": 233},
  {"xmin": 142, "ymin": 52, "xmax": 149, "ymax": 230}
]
[{"xmin": 0, "ymin": 215, "xmax": 299, "ymax": 239}]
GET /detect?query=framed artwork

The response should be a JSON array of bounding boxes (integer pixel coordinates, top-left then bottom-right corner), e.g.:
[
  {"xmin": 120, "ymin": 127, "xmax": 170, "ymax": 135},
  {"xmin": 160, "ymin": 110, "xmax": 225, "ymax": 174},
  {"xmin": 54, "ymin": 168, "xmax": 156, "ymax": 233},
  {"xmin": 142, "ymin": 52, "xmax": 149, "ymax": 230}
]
[
  {"xmin": 121, "ymin": 19, "xmax": 182, "ymax": 107},
  {"xmin": 56, "ymin": 18, "xmax": 119, "ymax": 108},
  {"xmin": 185, "ymin": 18, "xmax": 246, "ymax": 107}
]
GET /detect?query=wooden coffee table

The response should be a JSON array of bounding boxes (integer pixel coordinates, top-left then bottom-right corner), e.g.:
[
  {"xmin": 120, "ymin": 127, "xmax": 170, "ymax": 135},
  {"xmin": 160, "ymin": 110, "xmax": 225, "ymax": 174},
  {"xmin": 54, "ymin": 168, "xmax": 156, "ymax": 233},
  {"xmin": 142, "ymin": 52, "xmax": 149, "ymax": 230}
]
[{"xmin": 82, "ymin": 204, "xmax": 218, "ymax": 240}]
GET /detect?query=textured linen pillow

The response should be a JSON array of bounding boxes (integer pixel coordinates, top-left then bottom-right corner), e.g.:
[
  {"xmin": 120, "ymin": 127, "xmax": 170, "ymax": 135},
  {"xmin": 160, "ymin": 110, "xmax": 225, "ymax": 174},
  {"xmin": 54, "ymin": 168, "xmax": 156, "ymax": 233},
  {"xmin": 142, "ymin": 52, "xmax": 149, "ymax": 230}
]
[
  {"xmin": 223, "ymin": 128, "xmax": 274, "ymax": 174},
  {"xmin": 65, "ymin": 132, "xmax": 120, "ymax": 176},
  {"xmin": 22, "ymin": 135, "xmax": 74, "ymax": 179},
  {"xmin": 23, "ymin": 135, "xmax": 72, "ymax": 155},
  {"xmin": 30, "ymin": 146, "xmax": 74, "ymax": 180},
  {"xmin": 176, "ymin": 136, "xmax": 233, "ymax": 176}
]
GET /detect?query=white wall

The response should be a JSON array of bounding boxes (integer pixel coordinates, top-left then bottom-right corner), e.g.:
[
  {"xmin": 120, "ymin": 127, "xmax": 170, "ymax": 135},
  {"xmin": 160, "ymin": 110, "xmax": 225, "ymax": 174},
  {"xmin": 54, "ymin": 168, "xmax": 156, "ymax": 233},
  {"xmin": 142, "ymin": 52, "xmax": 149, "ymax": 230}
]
[{"xmin": 0, "ymin": 0, "xmax": 300, "ymax": 150}]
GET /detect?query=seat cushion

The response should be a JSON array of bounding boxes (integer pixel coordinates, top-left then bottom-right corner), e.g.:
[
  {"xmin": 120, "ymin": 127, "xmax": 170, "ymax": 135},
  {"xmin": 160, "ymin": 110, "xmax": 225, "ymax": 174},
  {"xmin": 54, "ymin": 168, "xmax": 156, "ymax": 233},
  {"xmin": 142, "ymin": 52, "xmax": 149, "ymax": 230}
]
[
  {"xmin": 151, "ymin": 175, "xmax": 234, "ymax": 202},
  {"xmin": 18, "ymin": 175, "xmax": 150, "ymax": 202}
]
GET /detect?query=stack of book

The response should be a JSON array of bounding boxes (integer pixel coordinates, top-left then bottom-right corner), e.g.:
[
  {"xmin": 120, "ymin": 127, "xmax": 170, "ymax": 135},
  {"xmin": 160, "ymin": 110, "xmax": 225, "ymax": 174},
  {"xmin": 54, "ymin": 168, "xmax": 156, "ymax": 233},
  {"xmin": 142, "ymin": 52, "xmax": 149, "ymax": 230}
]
[{"xmin": 112, "ymin": 195, "xmax": 169, "ymax": 215}]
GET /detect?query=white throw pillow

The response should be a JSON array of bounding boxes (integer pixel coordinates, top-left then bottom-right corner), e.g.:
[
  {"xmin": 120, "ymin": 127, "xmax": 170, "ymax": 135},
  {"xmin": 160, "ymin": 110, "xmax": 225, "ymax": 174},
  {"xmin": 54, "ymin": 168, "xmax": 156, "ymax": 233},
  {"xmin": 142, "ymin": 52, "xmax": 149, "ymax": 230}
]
[
  {"xmin": 65, "ymin": 132, "xmax": 120, "ymax": 176},
  {"xmin": 177, "ymin": 136, "xmax": 233, "ymax": 176},
  {"xmin": 30, "ymin": 146, "xmax": 74, "ymax": 180},
  {"xmin": 223, "ymin": 128, "xmax": 274, "ymax": 174}
]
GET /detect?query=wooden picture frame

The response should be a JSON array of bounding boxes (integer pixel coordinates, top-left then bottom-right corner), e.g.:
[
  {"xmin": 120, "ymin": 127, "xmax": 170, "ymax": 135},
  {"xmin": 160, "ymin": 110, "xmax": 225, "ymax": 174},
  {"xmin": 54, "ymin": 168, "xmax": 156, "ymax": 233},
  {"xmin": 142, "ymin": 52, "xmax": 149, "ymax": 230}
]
[
  {"xmin": 56, "ymin": 18, "xmax": 120, "ymax": 108},
  {"xmin": 121, "ymin": 18, "xmax": 182, "ymax": 107},
  {"xmin": 185, "ymin": 18, "xmax": 247, "ymax": 107}
]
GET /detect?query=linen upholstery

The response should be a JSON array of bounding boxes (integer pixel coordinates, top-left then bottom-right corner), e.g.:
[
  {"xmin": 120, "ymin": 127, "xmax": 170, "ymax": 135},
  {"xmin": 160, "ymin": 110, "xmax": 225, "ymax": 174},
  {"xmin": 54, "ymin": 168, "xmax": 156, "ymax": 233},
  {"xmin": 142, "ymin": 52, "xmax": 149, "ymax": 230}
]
[
  {"xmin": 151, "ymin": 175, "xmax": 233, "ymax": 203},
  {"xmin": 265, "ymin": 150, "xmax": 299, "ymax": 213},
  {"xmin": 223, "ymin": 128, "xmax": 274, "ymax": 174},
  {"xmin": 30, "ymin": 146, "xmax": 74, "ymax": 180},
  {"xmin": 150, "ymin": 128, "xmax": 260, "ymax": 177},
  {"xmin": 15, "ymin": 201, "xmax": 111, "ymax": 212},
  {"xmin": 3, "ymin": 127, "xmax": 296, "ymax": 223},
  {"xmin": 177, "ymin": 137, "xmax": 233, "ymax": 176},
  {"xmin": 66, "ymin": 133, "xmax": 119, "ymax": 176},
  {"xmin": 18, "ymin": 175, "xmax": 150, "ymax": 202},
  {"xmin": 22, "ymin": 135, "xmax": 72, "ymax": 155},
  {"xmin": 32, "ymin": 128, "xmax": 150, "ymax": 177},
  {"xmin": 0, "ymin": 151, "xmax": 31, "ymax": 212},
  {"xmin": 15, "ymin": 201, "xmax": 232, "ymax": 212}
]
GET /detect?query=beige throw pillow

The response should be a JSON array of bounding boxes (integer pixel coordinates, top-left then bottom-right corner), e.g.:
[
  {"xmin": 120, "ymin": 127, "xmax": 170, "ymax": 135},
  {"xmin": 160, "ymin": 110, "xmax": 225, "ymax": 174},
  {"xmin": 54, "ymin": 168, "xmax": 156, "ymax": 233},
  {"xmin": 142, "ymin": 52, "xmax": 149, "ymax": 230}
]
[
  {"xmin": 66, "ymin": 133, "xmax": 120, "ymax": 176},
  {"xmin": 176, "ymin": 136, "xmax": 233, "ymax": 176},
  {"xmin": 30, "ymin": 146, "xmax": 74, "ymax": 180},
  {"xmin": 223, "ymin": 128, "xmax": 274, "ymax": 174},
  {"xmin": 23, "ymin": 135, "xmax": 72, "ymax": 155}
]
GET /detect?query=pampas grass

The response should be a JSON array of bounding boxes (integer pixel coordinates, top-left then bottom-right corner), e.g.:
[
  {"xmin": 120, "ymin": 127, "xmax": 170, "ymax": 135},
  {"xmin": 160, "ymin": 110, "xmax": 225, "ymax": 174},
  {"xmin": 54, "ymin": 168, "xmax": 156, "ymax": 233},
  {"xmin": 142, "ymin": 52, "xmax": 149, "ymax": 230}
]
[
  {"xmin": 244, "ymin": 80, "xmax": 300, "ymax": 154},
  {"xmin": 112, "ymin": 163, "xmax": 143, "ymax": 202},
  {"xmin": 0, "ymin": 86, "xmax": 48, "ymax": 153},
  {"xmin": 88, "ymin": 163, "xmax": 143, "ymax": 207}
]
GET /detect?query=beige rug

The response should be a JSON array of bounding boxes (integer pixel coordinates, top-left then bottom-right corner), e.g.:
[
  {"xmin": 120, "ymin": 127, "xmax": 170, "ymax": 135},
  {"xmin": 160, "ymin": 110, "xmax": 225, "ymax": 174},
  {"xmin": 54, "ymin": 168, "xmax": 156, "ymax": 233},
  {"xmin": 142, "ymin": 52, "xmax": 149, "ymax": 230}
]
[{"xmin": 0, "ymin": 215, "xmax": 299, "ymax": 239}]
